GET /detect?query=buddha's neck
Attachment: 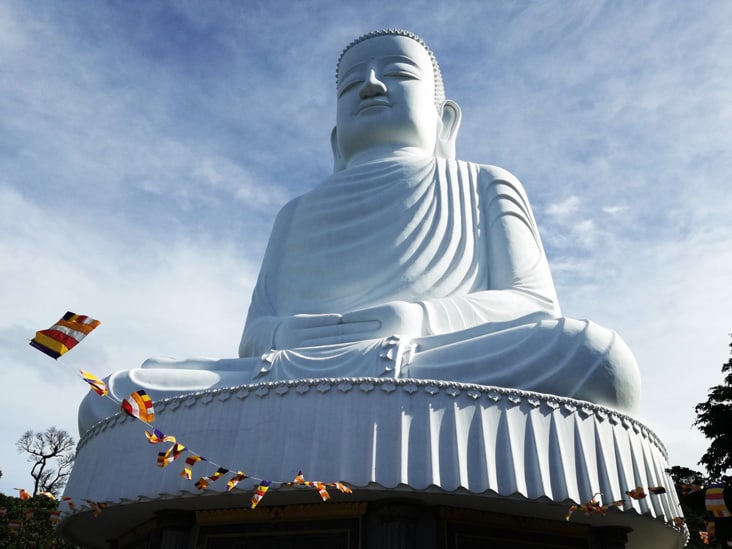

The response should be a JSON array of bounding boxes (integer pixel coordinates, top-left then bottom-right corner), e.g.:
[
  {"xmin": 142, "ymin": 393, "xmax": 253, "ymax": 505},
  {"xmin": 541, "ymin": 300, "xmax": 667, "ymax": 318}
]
[{"xmin": 344, "ymin": 146, "xmax": 433, "ymax": 168}]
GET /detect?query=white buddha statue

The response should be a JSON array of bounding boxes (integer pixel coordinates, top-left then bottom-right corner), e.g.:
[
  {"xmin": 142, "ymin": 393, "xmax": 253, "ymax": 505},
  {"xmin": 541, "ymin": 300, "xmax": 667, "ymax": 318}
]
[
  {"xmin": 237, "ymin": 29, "xmax": 640, "ymax": 410},
  {"xmin": 79, "ymin": 30, "xmax": 640, "ymax": 433}
]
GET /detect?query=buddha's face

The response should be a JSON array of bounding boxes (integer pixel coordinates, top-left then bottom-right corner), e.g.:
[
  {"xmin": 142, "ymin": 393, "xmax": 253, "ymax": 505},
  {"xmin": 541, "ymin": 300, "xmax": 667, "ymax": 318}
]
[{"xmin": 336, "ymin": 35, "xmax": 440, "ymax": 164}]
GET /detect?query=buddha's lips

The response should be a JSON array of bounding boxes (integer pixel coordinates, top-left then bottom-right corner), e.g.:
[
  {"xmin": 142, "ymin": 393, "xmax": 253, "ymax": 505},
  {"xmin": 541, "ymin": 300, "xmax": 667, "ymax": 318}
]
[{"xmin": 358, "ymin": 99, "xmax": 390, "ymax": 112}]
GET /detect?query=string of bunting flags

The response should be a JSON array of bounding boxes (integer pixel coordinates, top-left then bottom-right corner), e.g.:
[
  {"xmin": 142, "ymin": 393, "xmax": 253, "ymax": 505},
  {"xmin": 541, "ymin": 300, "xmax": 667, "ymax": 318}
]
[
  {"xmin": 561, "ymin": 470, "xmax": 732, "ymax": 544},
  {"xmin": 17, "ymin": 310, "xmax": 731, "ymax": 543},
  {"xmin": 563, "ymin": 486, "xmax": 667, "ymax": 521},
  {"xmin": 25, "ymin": 311, "xmax": 353, "ymax": 524},
  {"xmin": 558, "ymin": 457, "xmax": 732, "ymax": 545},
  {"xmin": 116, "ymin": 389, "xmax": 353, "ymax": 507}
]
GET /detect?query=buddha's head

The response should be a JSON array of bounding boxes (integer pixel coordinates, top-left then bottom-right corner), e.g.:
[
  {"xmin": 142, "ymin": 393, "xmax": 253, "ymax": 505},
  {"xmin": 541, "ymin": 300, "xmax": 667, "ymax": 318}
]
[{"xmin": 332, "ymin": 29, "xmax": 461, "ymax": 170}]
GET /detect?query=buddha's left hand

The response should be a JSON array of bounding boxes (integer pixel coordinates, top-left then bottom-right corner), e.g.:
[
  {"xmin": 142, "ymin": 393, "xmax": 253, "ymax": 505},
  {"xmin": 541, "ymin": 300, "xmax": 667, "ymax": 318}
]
[{"xmin": 340, "ymin": 300, "xmax": 424, "ymax": 340}]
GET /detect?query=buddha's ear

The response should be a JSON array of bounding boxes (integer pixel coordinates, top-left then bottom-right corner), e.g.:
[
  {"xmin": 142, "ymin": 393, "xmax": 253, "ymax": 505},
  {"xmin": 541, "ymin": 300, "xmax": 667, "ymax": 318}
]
[
  {"xmin": 331, "ymin": 127, "xmax": 345, "ymax": 172},
  {"xmin": 435, "ymin": 100, "xmax": 461, "ymax": 159}
]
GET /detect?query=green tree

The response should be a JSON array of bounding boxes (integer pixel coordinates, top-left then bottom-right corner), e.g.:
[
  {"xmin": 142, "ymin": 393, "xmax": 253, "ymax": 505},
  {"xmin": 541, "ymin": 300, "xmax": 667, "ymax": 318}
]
[
  {"xmin": 667, "ymin": 466, "xmax": 710, "ymax": 548},
  {"xmin": 16, "ymin": 427, "xmax": 75, "ymax": 497},
  {"xmin": 695, "ymin": 336, "xmax": 732, "ymax": 479},
  {"xmin": 0, "ymin": 492, "xmax": 78, "ymax": 548}
]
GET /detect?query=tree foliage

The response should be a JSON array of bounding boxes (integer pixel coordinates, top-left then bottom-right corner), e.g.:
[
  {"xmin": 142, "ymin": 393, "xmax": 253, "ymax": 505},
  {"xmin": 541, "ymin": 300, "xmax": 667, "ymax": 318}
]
[
  {"xmin": 695, "ymin": 336, "xmax": 732, "ymax": 479},
  {"xmin": 666, "ymin": 466, "xmax": 732, "ymax": 549},
  {"xmin": 15, "ymin": 427, "xmax": 75, "ymax": 497},
  {"xmin": 0, "ymin": 492, "xmax": 78, "ymax": 548}
]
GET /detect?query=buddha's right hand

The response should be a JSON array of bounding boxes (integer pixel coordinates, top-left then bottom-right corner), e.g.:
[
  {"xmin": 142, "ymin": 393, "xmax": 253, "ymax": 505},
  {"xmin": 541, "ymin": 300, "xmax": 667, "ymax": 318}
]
[{"xmin": 272, "ymin": 313, "xmax": 380, "ymax": 349}]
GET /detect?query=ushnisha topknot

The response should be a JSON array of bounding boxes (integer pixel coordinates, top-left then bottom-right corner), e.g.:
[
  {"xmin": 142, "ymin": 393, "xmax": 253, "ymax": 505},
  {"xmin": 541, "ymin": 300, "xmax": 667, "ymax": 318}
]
[{"xmin": 336, "ymin": 29, "xmax": 446, "ymax": 108}]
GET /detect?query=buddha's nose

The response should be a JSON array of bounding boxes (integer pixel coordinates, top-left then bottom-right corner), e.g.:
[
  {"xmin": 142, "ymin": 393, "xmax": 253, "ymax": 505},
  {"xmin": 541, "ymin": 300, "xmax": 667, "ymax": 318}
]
[{"xmin": 359, "ymin": 69, "xmax": 387, "ymax": 98}]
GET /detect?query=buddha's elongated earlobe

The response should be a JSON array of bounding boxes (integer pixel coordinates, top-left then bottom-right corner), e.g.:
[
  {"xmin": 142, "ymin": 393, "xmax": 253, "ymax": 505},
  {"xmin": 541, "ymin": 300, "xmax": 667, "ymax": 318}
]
[
  {"xmin": 435, "ymin": 100, "xmax": 461, "ymax": 159},
  {"xmin": 331, "ymin": 127, "xmax": 345, "ymax": 172}
]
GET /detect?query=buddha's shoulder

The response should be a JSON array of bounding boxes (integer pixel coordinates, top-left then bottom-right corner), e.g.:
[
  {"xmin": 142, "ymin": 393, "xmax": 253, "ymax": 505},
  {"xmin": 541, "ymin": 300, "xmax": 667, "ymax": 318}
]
[
  {"xmin": 459, "ymin": 161, "xmax": 528, "ymax": 195},
  {"xmin": 269, "ymin": 195, "xmax": 303, "ymax": 229},
  {"xmin": 468, "ymin": 162, "xmax": 519, "ymax": 182}
]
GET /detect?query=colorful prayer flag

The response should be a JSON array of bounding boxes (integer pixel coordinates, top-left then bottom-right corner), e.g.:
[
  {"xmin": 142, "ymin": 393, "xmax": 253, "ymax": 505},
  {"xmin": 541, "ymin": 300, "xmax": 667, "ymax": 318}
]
[
  {"xmin": 315, "ymin": 481, "xmax": 330, "ymax": 502},
  {"xmin": 195, "ymin": 467, "xmax": 229, "ymax": 490},
  {"xmin": 332, "ymin": 482, "xmax": 352, "ymax": 494},
  {"xmin": 157, "ymin": 442, "xmax": 186, "ymax": 467},
  {"xmin": 226, "ymin": 471, "xmax": 248, "ymax": 492},
  {"xmin": 606, "ymin": 500, "xmax": 625, "ymax": 510},
  {"xmin": 181, "ymin": 455, "xmax": 204, "ymax": 480},
  {"xmin": 626, "ymin": 487, "xmax": 647, "ymax": 500},
  {"xmin": 122, "ymin": 390, "xmax": 155, "ymax": 423},
  {"xmin": 0, "ymin": 507, "xmax": 6, "ymax": 517},
  {"xmin": 145, "ymin": 429, "xmax": 175, "ymax": 444},
  {"xmin": 648, "ymin": 486, "xmax": 667, "ymax": 495},
  {"xmin": 49, "ymin": 510, "xmax": 61, "ymax": 525},
  {"xmin": 705, "ymin": 483, "xmax": 732, "ymax": 518},
  {"xmin": 185, "ymin": 455, "xmax": 204, "ymax": 466},
  {"xmin": 24, "ymin": 509, "xmax": 35, "ymax": 520},
  {"xmin": 250, "ymin": 480, "xmax": 271, "ymax": 509},
  {"xmin": 84, "ymin": 500, "xmax": 105, "ymax": 517},
  {"xmin": 80, "ymin": 370, "xmax": 108, "ymax": 396},
  {"xmin": 209, "ymin": 468, "xmax": 228, "ymax": 482},
  {"xmin": 15, "ymin": 488, "xmax": 30, "ymax": 500},
  {"xmin": 288, "ymin": 470, "xmax": 319, "ymax": 488},
  {"xmin": 40, "ymin": 491, "xmax": 57, "ymax": 500},
  {"xmin": 30, "ymin": 311, "xmax": 101, "ymax": 359},
  {"xmin": 565, "ymin": 493, "xmax": 621, "ymax": 521},
  {"xmin": 62, "ymin": 496, "xmax": 76, "ymax": 511}
]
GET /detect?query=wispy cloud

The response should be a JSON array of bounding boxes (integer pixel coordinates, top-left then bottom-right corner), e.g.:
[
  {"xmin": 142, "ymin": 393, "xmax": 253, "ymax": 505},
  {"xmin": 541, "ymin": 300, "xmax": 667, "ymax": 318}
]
[
  {"xmin": 546, "ymin": 196, "xmax": 581, "ymax": 219},
  {"xmin": 1, "ymin": 0, "xmax": 731, "ymax": 493}
]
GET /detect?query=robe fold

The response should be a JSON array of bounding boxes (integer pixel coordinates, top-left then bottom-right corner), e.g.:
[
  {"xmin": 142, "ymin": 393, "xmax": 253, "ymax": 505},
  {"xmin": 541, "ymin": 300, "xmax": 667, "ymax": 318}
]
[
  {"xmin": 78, "ymin": 156, "xmax": 641, "ymax": 433},
  {"xmin": 237, "ymin": 156, "xmax": 639, "ymax": 412},
  {"xmin": 240, "ymin": 156, "xmax": 561, "ymax": 355}
]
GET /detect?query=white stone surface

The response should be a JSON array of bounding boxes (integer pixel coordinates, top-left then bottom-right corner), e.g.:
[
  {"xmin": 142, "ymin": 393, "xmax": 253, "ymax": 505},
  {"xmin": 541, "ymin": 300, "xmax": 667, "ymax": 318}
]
[{"xmin": 66, "ymin": 379, "xmax": 684, "ymax": 547}]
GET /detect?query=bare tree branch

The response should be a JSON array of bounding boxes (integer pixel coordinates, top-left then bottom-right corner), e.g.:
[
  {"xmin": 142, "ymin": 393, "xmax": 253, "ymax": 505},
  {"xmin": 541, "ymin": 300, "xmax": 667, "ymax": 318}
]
[{"xmin": 16, "ymin": 426, "xmax": 76, "ymax": 496}]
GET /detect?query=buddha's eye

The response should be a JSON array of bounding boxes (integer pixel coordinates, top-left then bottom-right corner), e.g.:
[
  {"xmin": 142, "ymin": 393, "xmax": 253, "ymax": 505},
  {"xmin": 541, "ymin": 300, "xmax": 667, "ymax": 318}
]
[
  {"xmin": 383, "ymin": 63, "xmax": 421, "ymax": 80},
  {"xmin": 338, "ymin": 79, "xmax": 362, "ymax": 97}
]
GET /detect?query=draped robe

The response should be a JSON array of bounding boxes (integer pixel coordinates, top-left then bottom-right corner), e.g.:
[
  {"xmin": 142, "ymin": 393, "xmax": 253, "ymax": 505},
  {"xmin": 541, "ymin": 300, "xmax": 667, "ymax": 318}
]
[
  {"xmin": 239, "ymin": 156, "xmax": 640, "ymax": 412},
  {"xmin": 78, "ymin": 156, "xmax": 640, "ymax": 433},
  {"xmin": 241, "ymin": 157, "xmax": 559, "ymax": 349}
]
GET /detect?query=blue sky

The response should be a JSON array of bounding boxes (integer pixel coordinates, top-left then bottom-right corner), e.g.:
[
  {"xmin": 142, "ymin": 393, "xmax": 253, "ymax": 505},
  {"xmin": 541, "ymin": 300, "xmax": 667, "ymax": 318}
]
[{"xmin": 1, "ymin": 0, "xmax": 731, "ymax": 496}]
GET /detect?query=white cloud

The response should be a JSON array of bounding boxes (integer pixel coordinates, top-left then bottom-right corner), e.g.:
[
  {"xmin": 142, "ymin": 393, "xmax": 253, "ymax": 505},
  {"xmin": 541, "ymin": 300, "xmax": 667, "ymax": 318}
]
[
  {"xmin": 546, "ymin": 196, "xmax": 581, "ymax": 219},
  {"xmin": 2, "ymin": 0, "xmax": 732, "ymax": 494},
  {"xmin": 193, "ymin": 155, "xmax": 289, "ymax": 208},
  {"xmin": 0, "ymin": 184, "xmax": 261, "ymax": 494},
  {"xmin": 602, "ymin": 205, "xmax": 627, "ymax": 215}
]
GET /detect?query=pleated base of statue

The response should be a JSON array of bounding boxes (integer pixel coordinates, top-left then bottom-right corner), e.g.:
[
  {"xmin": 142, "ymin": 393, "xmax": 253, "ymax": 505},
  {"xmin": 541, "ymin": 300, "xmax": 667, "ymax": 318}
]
[{"xmin": 60, "ymin": 378, "xmax": 687, "ymax": 548}]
